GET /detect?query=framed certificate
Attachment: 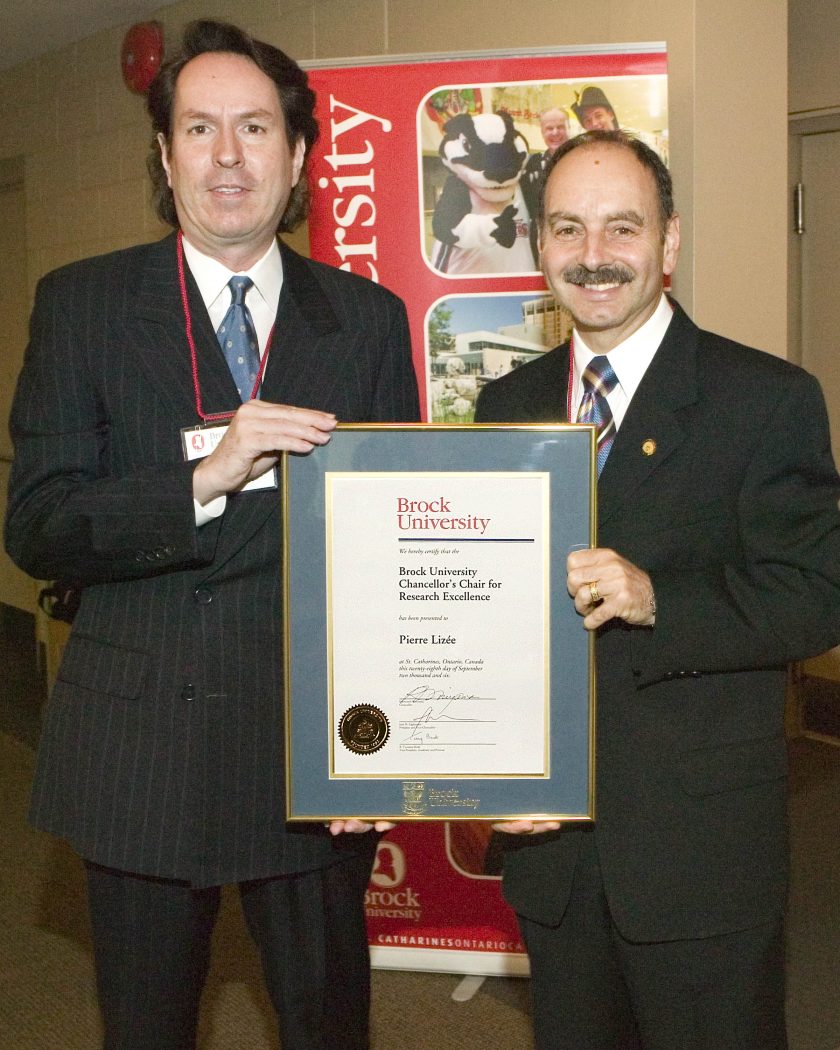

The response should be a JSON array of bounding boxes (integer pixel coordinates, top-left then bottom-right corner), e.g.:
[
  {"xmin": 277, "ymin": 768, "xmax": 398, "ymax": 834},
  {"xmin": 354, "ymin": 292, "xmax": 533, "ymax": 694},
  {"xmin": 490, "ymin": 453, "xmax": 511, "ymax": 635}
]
[{"xmin": 282, "ymin": 424, "xmax": 596, "ymax": 821}]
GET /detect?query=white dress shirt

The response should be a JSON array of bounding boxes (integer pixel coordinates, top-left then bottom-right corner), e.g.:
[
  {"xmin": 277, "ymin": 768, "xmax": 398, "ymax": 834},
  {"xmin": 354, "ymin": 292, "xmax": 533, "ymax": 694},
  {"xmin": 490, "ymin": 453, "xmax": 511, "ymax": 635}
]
[
  {"xmin": 181, "ymin": 236, "xmax": 283, "ymax": 356},
  {"xmin": 570, "ymin": 294, "xmax": 674, "ymax": 430},
  {"xmin": 182, "ymin": 237, "xmax": 284, "ymax": 523}
]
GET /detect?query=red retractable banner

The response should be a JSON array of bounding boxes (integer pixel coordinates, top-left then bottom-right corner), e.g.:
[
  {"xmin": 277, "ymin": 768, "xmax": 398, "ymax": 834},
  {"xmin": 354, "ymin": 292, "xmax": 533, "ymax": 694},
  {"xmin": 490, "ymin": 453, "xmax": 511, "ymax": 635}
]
[
  {"xmin": 366, "ymin": 823, "xmax": 527, "ymax": 975},
  {"xmin": 306, "ymin": 45, "xmax": 668, "ymax": 975},
  {"xmin": 307, "ymin": 47, "xmax": 667, "ymax": 423}
]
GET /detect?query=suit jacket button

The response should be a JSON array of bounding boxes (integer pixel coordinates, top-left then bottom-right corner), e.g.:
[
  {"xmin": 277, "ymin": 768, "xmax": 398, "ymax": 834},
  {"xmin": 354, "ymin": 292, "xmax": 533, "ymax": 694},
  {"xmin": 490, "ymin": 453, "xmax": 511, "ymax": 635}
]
[
  {"xmin": 181, "ymin": 683, "xmax": 196, "ymax": 701},
  {"xmin": 194, "ymin": 587, "xmax": 213, "ymax": 605}
]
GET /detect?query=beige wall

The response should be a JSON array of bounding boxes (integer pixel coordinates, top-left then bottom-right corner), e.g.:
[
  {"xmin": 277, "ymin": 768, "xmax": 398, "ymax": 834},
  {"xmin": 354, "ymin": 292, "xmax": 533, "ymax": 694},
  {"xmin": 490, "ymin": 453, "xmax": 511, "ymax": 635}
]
[
  {"xmin": 0, "ymin": 0, "xmax": 789, "ymax": 333},
  {"xmin": 0, "ymin": 162, "xmax": 38, "ymax": 611},
  {"xmin": 0, "ymin": 0, "xmax": 789, "ymax": 610},
  {"xmin": 693, "ymin": 0, "xmax": 787, "ymax": 353},
  {"xmin": 0, "ymin": 163, "xmax": 27, "ymax": 461},
  {"xmin": 789, "ymin": 0, "xmax": 840, "ymax": 114}
]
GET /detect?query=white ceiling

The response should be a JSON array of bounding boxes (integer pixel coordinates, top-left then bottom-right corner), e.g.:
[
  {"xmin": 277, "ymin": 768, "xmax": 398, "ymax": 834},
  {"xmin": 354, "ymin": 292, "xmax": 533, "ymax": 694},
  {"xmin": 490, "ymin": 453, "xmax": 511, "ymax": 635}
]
[{"xmin": 1, "ymin": 1, "xmax": 173, "ymax": 73}]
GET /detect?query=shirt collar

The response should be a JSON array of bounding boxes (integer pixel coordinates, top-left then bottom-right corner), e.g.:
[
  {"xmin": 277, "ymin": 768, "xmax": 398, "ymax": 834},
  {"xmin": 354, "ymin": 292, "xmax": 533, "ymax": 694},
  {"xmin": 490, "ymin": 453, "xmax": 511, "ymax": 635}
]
[
  {"xmin": 572, "ymin": 293, "xmax": 674, "ymax": 401},
  {"xmin": 180, "ymin": 236, "xmax": 283, "ymax": 314}
]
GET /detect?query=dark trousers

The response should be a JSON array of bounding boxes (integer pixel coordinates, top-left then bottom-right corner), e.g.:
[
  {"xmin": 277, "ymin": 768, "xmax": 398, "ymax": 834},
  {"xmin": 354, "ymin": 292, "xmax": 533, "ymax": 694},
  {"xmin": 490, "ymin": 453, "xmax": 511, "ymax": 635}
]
[
  {"xmin": 85, "ymin": 852, "xmax": 374, "ymax": 1050},
  {"xmin": 518, "ymin": 833, "xmax": 788, "ymax": 1050}
]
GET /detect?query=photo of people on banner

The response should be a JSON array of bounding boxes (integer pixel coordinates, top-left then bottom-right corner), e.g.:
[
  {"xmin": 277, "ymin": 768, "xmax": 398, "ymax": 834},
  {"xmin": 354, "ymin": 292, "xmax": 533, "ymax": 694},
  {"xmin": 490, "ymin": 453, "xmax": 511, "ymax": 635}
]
[{"xmin": 420, "ymin": 76, "xmax": 669, "ymax": 278}]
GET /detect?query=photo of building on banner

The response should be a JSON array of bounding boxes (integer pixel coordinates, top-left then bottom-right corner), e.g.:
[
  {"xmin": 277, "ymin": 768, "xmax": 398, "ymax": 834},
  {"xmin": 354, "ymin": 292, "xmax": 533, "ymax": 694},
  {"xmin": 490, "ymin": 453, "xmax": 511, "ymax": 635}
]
[
  {"xmin": 306, "ymin": 45, "xmax": 668, "ymax": 980},
  {"xmin": 427, "ymin": 292, "xmax": 572, "ymax": 423}
]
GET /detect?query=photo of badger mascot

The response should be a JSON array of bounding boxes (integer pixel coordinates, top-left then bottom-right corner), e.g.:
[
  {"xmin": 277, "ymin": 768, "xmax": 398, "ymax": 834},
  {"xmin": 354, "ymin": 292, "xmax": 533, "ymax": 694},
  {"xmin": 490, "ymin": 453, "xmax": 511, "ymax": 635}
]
[{"xmin": 430, "ymin": 111, "xmax": 537, "ymax": 275}]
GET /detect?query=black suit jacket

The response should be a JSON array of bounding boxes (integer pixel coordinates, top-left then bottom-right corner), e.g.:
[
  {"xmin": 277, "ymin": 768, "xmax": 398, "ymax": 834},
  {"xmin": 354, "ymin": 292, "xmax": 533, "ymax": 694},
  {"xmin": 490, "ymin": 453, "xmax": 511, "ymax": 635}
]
[
  {"xmin": 5, "ymin": 233, "xmax": 420, "ymax": 887},
  {"xmin": 475, "ymin": 302, "xmax": 840, "ymax": 941}
]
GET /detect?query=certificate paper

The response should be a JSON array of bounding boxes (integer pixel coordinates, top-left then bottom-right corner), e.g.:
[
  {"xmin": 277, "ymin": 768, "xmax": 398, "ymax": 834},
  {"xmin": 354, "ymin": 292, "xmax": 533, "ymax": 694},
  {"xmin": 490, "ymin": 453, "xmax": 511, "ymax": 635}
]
[
  {"xmin": 328, "ymin": 473, "xmax": 549, "ymax": 777},
  {"xmin": 283, "ymin": 425, "xmax": 596, "ymax": 822}
]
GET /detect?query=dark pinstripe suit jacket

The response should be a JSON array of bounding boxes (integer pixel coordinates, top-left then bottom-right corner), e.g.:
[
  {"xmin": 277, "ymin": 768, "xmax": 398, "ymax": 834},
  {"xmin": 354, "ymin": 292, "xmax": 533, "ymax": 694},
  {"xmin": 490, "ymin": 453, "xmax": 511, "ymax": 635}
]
[
  {"xmin": 5, "ymin": 233, "xmax": 420, "ymax": 887},
  {"xmin": 475, "ymin": 302, "xmax": 840, "ymax": 942}
]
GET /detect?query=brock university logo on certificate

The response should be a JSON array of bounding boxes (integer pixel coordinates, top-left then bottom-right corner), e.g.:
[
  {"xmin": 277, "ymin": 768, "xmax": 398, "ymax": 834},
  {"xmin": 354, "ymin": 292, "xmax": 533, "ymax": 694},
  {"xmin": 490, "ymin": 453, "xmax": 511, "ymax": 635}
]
[{"xmin": 327, "ymin": 471, "xmax": 550, "ymax": 780}]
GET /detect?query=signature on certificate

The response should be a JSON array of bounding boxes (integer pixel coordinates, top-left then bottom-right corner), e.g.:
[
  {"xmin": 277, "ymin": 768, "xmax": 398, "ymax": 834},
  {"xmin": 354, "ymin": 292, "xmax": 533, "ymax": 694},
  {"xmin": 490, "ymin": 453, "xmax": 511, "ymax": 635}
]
[{"xmin": 398, "ymin": 685, "xmax": 496, "ymax": 744}]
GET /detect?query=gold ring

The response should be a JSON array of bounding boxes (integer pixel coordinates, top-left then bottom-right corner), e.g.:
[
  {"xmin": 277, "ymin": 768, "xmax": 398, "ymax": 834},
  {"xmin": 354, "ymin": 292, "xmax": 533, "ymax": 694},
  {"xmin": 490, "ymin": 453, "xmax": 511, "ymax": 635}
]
[{"xmin": 588, "ymin": 581, "xmax": 601, "ymax": 604}]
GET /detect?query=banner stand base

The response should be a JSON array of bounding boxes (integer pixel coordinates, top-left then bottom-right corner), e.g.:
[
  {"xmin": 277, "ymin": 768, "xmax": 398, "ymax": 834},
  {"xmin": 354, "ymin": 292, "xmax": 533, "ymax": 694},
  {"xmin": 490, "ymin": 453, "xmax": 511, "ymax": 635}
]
[
  {"xmin": 451, "ymin": 974, "xmax": 486, "ymax": 1002},
  {"xmin": 371, "ymin": 945, "xmax": 530, "ymax": 977}
]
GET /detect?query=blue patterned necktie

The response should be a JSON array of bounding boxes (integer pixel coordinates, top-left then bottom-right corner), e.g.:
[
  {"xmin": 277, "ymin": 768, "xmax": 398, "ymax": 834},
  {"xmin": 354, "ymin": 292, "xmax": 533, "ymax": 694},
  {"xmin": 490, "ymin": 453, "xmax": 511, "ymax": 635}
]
[
  {"xmin": 217, "ymin": 276, "xmax": 260, "ymax": 402},
  {"xmin": 577, "ymin": 355, "xmax": 619, "ymax": 476}
]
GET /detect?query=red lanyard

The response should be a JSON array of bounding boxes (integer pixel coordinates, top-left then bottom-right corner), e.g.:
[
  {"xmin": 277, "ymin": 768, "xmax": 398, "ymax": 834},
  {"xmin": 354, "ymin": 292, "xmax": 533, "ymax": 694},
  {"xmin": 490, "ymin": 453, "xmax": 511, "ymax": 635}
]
[
  {"xmin": 176, "ymin": 231, "xmax": 276, "ymax": 422},
  {"xmin": 566, "ymin": 335, "xmax": 576, "ymax": 422}
]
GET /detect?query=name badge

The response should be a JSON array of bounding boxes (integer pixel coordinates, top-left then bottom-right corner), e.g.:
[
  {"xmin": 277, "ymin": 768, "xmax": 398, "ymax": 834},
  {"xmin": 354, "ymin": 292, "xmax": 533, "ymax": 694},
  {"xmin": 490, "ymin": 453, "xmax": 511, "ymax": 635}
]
[{"xmin": 180, "ymin": 423, "xmax": 278, "ymax": 492}]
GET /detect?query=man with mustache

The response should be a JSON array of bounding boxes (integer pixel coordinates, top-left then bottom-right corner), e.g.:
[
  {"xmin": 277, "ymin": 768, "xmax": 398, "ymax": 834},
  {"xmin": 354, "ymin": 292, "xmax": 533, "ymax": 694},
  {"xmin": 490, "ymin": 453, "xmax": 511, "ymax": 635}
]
[
  {"xmin": 5, "ymin": 19, "xmax": 418, "ymax": 1050},
  {"xmin": 474, "ymin": 131, "xmax": 840, "ymax": 1049}
]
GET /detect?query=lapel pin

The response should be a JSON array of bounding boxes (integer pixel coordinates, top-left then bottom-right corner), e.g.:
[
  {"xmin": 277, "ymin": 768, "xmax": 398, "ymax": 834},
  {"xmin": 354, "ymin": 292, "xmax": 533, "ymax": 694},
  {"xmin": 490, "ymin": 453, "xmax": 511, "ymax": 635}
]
[{"xmin": 641, "ymin": 439, "xmax": 657, "ymax": 457}]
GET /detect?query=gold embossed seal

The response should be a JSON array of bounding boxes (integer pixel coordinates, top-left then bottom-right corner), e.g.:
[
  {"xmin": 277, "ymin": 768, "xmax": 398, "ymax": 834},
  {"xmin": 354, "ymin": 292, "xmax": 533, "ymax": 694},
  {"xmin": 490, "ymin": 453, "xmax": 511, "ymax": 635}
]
[{"xmin": 339, "ymin": 704, "xmax": 390, "ymax": 755}]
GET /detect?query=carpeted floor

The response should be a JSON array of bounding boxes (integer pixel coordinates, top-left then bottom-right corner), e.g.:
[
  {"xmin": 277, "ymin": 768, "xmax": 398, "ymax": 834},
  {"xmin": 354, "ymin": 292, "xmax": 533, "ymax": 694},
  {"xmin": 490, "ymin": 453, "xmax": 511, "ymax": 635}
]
[
  {"xmin": 1, "ymin": 606, "xmax": 839, "ymax": 1049},
  {"xmin": 0, "ymin": 729, "xmax": 532, "ymax": 1050}
]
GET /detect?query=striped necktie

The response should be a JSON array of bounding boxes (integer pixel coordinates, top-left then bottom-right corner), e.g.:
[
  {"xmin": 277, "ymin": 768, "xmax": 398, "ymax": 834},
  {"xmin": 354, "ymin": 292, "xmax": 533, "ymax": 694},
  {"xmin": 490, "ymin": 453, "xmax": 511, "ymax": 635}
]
[
  {"xmin": 217, "ymin": 276, "xmax": 260, "ymax": 402},
  {"xmin": 577, "ymin": 355, "xmax": 619, "ymax": 476}
]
